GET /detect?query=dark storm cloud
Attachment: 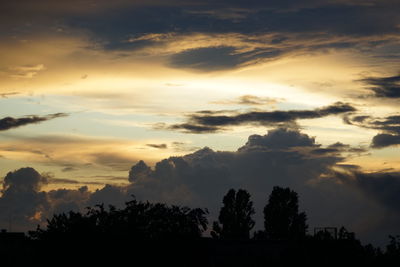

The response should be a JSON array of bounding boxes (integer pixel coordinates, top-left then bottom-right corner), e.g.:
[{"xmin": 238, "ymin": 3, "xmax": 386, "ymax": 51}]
[
  {"xmin": 360, "ymin": 74, "xmax": 400, "ymax": 98},
  {"xmin": 168, "ymin": 46, "xmax": 281, "ymax": 71},
  {"xmin": 169, "ymin": 102, "xmax": 356, "ymax": 133},
  {"xmin": 344, "ymin": 114, "xmax": 400, "ymax": 148},
  {"xmin": 0, "ymin": 113, "xmax": 68, "ymax": 131}
]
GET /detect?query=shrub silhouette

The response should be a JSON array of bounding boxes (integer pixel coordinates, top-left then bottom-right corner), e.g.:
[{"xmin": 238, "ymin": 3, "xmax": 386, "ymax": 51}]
[{"xmin": 211, "ymin": 188, "xmax": 255, "ymax": 240}]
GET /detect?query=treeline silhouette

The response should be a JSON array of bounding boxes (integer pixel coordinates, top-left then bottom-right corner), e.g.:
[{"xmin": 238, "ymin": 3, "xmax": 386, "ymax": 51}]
[{"xmin": 1, "ymin": 186, "xmax": 399, "ymax": 266}]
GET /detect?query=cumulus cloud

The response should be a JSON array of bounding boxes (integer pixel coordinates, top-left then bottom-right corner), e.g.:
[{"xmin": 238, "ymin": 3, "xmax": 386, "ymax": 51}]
[
  {"xmin": 168, "ymin": 102, "xmax": 356, "ymax": 133},
  {"xmin": 0, "ymin": 113, "xmax": 68, "ymax": 131},
  {"xmin": 240, "ymin": 128, "xmax": 317, "ymax": 150},
  {"xmin": 0, "ymin": 168, "xmax": 49, "ymax": 231},
  {"xmin": 3, "ymin": 167, "xmax": 47, "ymax": 192},
  {"xmin": 0, "ymin": 127, "xmax": 398, "ymax": 245},
  {"xmin": 124, "ymin": 127, "xmax": 397, "ymax": 244},
  {"xmin": 126, "ymin": 128, "xmax": 341, "ymax": 209}
]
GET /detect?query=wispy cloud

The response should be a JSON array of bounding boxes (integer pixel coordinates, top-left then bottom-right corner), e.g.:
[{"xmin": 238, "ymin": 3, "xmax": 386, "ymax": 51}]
[
  {"xmin": 360, "ymin": 73, "xmax": 400, "ymax": 98},
  {"xmin": 211, "ymin": 95, "xmax": 283, "ymax": 106},
  {"xmin": 167, "ymin": 102, "xmax": 356, "ymax": 133},
  {"xmin": 0, "ymin": 113, "xmax": 68, "ymax": 131},
  {"xmin": 9, "ymin": 64, "xmax": 45, "ymax": 79},
  {"xmin": 344, "ymin": 114, "xmax": 400, "ymax": 148},
  {"xmin": 146, "ymin": 143, "xmax": 168, "ymax": 149}
]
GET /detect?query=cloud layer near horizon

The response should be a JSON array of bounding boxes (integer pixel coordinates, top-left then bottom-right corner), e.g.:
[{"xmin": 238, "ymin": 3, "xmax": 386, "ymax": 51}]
[{"xmin": 1, "ymin": 127, "xmax": 399, "ymax": 246}]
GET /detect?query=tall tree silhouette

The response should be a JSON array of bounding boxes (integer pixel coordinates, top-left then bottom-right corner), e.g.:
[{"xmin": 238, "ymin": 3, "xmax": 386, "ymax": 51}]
[
  {"xmin": 263, "ymin": 186, "xmax": 307, "ymax": 240},
  {"xmin": 212, "ymin": 189, "xmax": 255, "ymax": 240}
]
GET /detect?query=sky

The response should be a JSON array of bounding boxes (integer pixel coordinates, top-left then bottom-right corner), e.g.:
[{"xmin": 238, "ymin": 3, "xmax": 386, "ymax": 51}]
[{"xmin": 0, "ymin": 0, "xmax": 399, "ymax": 245}]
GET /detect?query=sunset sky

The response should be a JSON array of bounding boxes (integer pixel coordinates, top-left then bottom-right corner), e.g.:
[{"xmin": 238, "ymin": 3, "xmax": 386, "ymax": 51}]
[{"xmin": 0, "ymin": 0, "xmax": 399, "ymax": 245}]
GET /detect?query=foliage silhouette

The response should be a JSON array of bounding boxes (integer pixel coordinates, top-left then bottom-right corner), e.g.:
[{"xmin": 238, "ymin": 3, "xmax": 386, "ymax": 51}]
[
  {"xmin": 1, "ymin": 189, "xmax": 399, "ymax": 266},
  {"xmin": 383, "ymin": 235, "xmax": 400, "ymax": 263},
  {"xmin": 262, "ymin": 186, "xmax": 308, "ymax": 240},
  {"xmin": 211, "ymin": 188, "xmax": 255, "ymax": 240},
  {"xmin": 30, "ymin": 196, "xmax": 208, "ymax": 241}
]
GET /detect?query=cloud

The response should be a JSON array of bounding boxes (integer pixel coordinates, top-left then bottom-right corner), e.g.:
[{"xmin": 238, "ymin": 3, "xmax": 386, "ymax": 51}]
[
  {"xmin": 344, "ymin": 114, "xmax": 400, "ymax": 148},
  {"xmin": 0, "ymin": 92, "xmax": 19, "ymax": 98},
  {"xmin": 87, "ymin": 184, "xmax": 127, "ymax": 208},
  {"xmin": 8, "ymin": 64, "xmax": 45, "ymax": 79},
  {"xmin": 89, "ymin": 152, "xmax": 138, "ymax": 171},
  {"xmin": 0, "ymin": 113, "xmax": 68, "ymax": 131},
  {"xmin": 8, "ymin": 0, "xmax": 383, "ymax": 74},
  {"xmin": 66, "ymin": 1, "xmax": 400, "ymax": 44},
  {"xmin": 3, "ymin": 167, "xmax": 48, "ymax": 193},
  {"xmin": 168, "ymin": 46, "xmax": 281, "ymax": 71},
  {"xmin": 128, "ymin": 160, "xmax": 152, "ymax": 183},
  {"xmin": 124, "ymin": 127, "xmax": 397, "ymax": 244},
  {"xmin": 372, "ymin": 134, "xmax": 400, "ymax": 148},
  {"xmin": 171, "ymin": 142, "xmax": 200, "ymax": 152},
  {"xmin": 0, "ymin": 127, "xmax": 398, "ymax": 245},
  {"xmin": 168, "ymin": 102, "xmax": 356, "ymax": 133},
  {"xmin": 0, "ymin": 133, "xmax": 143, "ymax": 172},
  {"xmin": 146, "ymin": 143, "xmax": 168, "ymax": 149},
  {"xmin": 0, "ymin": 168, "xmax": 49, "ymax": 231},
  {"xmin": 61, "ymin": 166, "xmax": 77, "ymax": 172},
  {"xmin": 212, "ymin": 95, "xmax": 282, "ymax": 106},
  {"xmin": 47, "ymin": 186, "xmax": 91, "ymax": 215},
  {"xmin": 239, "ymin": 128, "xmax": 317, "ymax": 150},
  {"xmin": 360, "ymin": 74, "xmax": 400, "ymax": 98},
  {"xmin": 329, "ymin": 169, "xmax": 400, "ymax": 214}
]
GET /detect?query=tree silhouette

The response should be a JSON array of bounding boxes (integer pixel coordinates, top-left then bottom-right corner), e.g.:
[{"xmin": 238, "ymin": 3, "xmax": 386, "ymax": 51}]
[
  {"xmin": 263, "ymin": 186, "xmax": 307, "ymax": 240},
  {"xmin": 211, "ymin": 189, "xmax": 255, "ymax": 240},
  {"xmin": 385, "ymin": 235, "xmax": 400, "ymax": 263},
  {"xmin": 30, "ymin": 196, "xmax": 208, "ymax": 241}
]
